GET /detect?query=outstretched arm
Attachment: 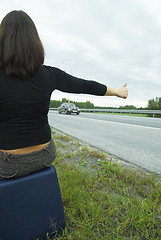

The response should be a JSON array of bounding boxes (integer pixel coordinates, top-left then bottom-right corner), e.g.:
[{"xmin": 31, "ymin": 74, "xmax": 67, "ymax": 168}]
[
  {"xmin": 105, "ymin": 83, "xmax": 128, "ymax": 99},
  {"xmin": 52, "ymin": 67, "xmax": 128, "ymax": 98}
]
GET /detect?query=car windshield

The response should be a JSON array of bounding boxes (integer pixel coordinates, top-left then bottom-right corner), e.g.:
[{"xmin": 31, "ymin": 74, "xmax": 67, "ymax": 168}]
[
  {"xmin": 61, "ymin": 103, "xmax": 68, "ymax": 107},
  {"xmin": 69, "ymin": 104, "xmax": 75, "ymax": 108}
]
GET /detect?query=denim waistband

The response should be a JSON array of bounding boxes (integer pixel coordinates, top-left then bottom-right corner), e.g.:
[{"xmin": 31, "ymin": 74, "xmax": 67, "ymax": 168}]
[
  {"xmin": 0, "ymin": 138, "xmax": 56, "ymax": 178},
  {"xmin": 0, "ymin": 139, "xmax": 55, "ymax": 162}
]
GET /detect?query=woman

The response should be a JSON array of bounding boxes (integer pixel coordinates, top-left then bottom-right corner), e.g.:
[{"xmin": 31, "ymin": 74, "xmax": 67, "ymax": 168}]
[{"xmin": 0, "ymin": 10, "xmax": 128, "ymax": 178}]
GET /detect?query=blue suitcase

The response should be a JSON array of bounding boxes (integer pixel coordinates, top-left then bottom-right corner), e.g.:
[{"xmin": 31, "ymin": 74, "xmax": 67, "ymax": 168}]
[{"xmin": 0, "ymin": 166, "xmax": 66, "ymax": 240}]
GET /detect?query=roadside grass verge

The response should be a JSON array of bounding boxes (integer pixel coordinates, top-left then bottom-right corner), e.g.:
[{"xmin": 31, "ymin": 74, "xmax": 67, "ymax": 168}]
[
  {"xmin": 92, "ymin": 112, "xmax": 148, "ymax": 117},
  {"xmin": 47, "ymin": 129, "xmax": 161, "ymax": 240}
]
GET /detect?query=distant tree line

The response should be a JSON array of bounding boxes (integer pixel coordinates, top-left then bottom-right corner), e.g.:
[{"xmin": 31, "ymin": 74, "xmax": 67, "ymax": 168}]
[
  {"xmin": 50, "ymin": 98, "xmax": 147, "ymax": 110},
  {"xmin": 147, "ymin": 97, "xmax": 161, "ymax": 117},
  {"xmin": 49, "ymin": 98, "xmax": 95, "ymax": 109},
  {"xmin": 147, "ymin": 97, "xmax": 161, "ymax": 110}
]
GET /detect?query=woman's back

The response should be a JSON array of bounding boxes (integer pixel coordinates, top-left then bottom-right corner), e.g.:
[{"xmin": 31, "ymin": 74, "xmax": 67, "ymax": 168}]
[{"xmin": 0, "ymin": 67, "xmax": 52, "ymax": 150}]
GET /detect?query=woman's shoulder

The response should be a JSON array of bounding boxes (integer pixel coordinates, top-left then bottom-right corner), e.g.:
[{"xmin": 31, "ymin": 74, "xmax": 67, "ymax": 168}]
[
  {"xmin": 41, "ymin": 65, "xmax": 67, "ymax": 78},
  {"xmin": 42, "ymin": 65, "xmax": 63, "ymax": 72}
]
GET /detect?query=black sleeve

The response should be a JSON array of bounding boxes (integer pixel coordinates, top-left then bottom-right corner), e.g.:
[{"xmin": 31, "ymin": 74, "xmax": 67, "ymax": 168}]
[{"xmin": 53, "ymin": 67, "xmax": 107, "ymax": 96}]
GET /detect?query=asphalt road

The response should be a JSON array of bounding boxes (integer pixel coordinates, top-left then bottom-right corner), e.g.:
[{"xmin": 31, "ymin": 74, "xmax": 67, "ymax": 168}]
[
  {"xmin": 48, "ymin": 111, "xmax": 161, "ymax": 175},
  {"xmin": 78, "ymin": 112, "xmax": 161, "ymax": 129}
]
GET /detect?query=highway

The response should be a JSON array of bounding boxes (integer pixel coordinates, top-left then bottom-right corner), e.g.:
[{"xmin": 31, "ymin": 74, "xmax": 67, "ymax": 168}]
[{"xmin": 48, "ymin": 111, "xmax": 161, "ymax": 175}]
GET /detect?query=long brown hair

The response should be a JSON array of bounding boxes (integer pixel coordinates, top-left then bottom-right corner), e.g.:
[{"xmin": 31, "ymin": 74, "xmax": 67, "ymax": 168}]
[{"xmin": 0, "ymin": 10, "xmax": 44, "ymax": 79}]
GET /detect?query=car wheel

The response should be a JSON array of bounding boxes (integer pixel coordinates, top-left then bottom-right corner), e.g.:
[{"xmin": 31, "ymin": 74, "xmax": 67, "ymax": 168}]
[{"xmin": 76, "ymin": 112, "xmax": 79, "ymax": 115}]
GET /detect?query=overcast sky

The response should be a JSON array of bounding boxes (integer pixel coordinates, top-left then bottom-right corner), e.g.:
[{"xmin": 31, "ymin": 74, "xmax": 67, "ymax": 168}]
[{"xmin": 1, "ymin": 0, "xmax": 161, "ymax": 107}]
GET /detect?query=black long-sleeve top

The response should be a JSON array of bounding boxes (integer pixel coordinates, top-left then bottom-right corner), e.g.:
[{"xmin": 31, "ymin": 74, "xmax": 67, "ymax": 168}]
[{"xmin": 0, "ymin": 65, "xmax": 107, "ymax": 149}]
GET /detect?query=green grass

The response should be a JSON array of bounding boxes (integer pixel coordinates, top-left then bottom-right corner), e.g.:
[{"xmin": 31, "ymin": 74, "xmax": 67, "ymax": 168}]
[
  {"xmin": 93, "ymin": 112, "xmax": 148, "ymax": 117},
  {"xmin": 46, "ymin": 130, "xmax": 161, "ymax": 240}
]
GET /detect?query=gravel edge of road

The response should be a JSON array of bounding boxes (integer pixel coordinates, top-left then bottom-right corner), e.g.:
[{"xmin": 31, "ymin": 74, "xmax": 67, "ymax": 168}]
[{"xmin": 51, "ymin": 127, "xmax": 161, "ymax": 180}]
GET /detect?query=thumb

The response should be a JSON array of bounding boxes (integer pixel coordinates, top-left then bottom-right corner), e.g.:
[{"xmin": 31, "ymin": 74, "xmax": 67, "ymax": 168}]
[{"xmin": 123, "ymin": 83, "xmax": 127, "ymax": 88}]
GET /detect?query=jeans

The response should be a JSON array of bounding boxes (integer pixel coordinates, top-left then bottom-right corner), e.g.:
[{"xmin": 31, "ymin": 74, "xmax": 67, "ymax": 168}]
[{"xmin": 0, "ymin": 139, "xmax": 56, "ymax": 178}]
